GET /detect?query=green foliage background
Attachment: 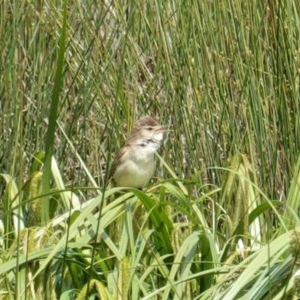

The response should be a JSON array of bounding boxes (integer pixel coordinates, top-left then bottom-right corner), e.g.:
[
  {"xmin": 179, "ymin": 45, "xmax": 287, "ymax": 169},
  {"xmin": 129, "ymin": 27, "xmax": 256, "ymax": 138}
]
[{"xmin": 1, "ymin": 0, "xmax": 300, "ymax": 299}]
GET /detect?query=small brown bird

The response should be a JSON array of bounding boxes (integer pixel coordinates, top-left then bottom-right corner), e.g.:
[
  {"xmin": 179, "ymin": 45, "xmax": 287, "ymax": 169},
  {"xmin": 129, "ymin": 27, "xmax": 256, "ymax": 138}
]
[{"xmin": 110, "ymin": 116, "xmax": 168, "ymax": 188}]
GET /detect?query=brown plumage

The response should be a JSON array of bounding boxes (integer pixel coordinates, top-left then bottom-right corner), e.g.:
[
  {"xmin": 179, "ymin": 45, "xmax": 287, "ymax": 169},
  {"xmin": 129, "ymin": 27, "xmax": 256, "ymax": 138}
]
[{"xmin": 109, "ymin": 116, "xmax": 167, "ymax": 188}]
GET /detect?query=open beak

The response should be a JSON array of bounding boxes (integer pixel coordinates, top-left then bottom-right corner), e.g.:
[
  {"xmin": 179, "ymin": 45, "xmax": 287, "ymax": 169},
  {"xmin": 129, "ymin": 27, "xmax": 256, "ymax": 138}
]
[{"xmin": 156, "ymin": 124, "xmax": 172, "ymax": 133}]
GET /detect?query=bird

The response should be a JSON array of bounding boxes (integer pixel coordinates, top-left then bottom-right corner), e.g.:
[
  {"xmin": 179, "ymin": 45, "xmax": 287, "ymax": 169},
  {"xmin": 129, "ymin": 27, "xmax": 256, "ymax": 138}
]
[{"xmin": 109, "ymin": 116, "xmax": 169, "ymax": 188}]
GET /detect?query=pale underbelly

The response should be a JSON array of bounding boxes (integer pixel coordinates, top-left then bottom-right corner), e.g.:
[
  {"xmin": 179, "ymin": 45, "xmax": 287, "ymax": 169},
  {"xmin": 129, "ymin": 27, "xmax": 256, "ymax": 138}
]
[{"xmin": 113, "ymin": 160, "xmax": 156, "ymax": 188}]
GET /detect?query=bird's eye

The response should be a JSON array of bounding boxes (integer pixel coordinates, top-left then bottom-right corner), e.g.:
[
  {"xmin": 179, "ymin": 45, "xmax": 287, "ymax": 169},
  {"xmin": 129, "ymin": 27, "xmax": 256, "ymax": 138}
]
[
  {"xmin": 147, "ymin": 127, "xmax": 153, "ymax": 131},
  {"xmin": 140, "ymin": 143, "xmax": 146, "ymax": 147}
]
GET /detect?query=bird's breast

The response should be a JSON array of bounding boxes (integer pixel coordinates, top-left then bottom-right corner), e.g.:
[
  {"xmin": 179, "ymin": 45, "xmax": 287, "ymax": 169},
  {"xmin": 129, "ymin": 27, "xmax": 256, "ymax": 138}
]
[{"xmin": 113, "ymin": 156, "xmax": 156, "ymax": 188}]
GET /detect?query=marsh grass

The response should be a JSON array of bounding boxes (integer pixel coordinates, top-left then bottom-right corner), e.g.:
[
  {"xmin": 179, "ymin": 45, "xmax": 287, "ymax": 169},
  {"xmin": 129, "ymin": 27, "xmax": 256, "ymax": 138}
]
[{"xmin": 1, "ymin": 0, "xmax": 300, "ymax": 299}]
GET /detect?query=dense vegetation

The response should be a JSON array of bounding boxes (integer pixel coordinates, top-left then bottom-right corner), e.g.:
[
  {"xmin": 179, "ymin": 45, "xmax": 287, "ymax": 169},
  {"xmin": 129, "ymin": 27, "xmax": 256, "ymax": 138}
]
[{"xmin": 1, "ymin": 0, "xmax": 300, "ymax": 299}]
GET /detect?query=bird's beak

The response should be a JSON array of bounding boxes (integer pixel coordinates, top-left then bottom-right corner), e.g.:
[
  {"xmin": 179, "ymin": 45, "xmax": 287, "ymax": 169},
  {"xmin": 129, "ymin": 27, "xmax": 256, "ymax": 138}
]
[{"xmin": 156, "ymin": 124, "xmax": 172, "ymax": 133}]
